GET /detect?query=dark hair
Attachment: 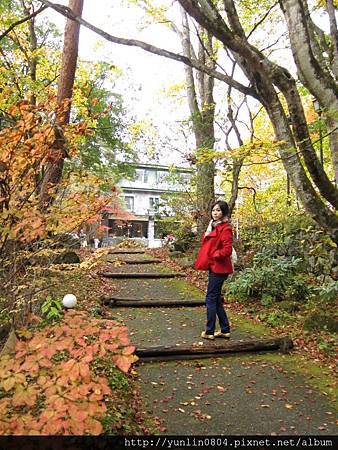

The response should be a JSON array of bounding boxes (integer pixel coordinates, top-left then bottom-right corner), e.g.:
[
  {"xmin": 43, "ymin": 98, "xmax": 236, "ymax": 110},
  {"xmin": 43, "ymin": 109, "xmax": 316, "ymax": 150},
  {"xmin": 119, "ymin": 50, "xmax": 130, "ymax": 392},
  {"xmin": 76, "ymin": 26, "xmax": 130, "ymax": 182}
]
[{"xmin": 210, "ymin": 200, "xmax": 229, "ymax": 218}]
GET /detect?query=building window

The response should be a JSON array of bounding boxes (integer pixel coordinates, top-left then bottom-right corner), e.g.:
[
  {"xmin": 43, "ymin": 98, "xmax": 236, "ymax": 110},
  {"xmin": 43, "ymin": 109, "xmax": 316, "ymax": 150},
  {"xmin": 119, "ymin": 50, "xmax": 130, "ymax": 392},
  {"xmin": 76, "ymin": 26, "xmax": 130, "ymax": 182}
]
[
  {"xmin": 156, "ymin": 170, "xmax": 166, "ymax": 183},
  {"xmin": 149, "ymin": 197, "xmax": 160, "ymax": 209},
  {"xmin": 124, "ymin": 196, "xmax": 134, "ymax": 212},
  {"xmin": 135, "ymin": 170, "xmax": 143, "ymax": 182},
  {"xmin": 182, "ymin": 173, "xmax": 191, "ymax": 184}
]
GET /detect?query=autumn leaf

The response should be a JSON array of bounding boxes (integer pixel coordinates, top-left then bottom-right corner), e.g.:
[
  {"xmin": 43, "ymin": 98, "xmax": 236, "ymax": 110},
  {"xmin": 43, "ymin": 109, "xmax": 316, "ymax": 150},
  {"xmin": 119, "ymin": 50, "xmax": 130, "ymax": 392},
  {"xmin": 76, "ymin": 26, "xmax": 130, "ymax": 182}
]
[
  {"xmin": 89, "ymin": 387, "xmax": 103, "ymax": 402},
  {"xmin": 17, "ymin": 329, "xmax": 33, "ymax": 339},
  {"xmin": 63, "ymin": 388, "xmax": 80, "ymax": 402},
  {"xmin": 105, "ymin": 342, "xmax": 119, "ymax": 351},
  {"xmin": 0, "ymin": 307, "xmax": 136, "ymax": 435},
  {"xmin": 41, "ymin": 419, "xmax": 64, "ymax": 435},
  {"xmin": 39, "ymin": 409, "xmax": 55, "ymax": 424},
  {"xmin": 73, "ymin": 409, "xmax": 88, "ymax": 422},
  {"xmin": 0, "ymin": 400, "xmax": 10, "ymax": 416},
  {"xmin": 87, "ymin": 401, "xmax": 104, "ymax": 416},
  {"xmin": 84, "ymin": 417, "xmax": 103, "ymax": 435},
  {"xmin": 82, "ymin": 353, "xmax": 94, "ymax": 363},
  {"xmin": 56, "ymin": 375, "xmax": 69, "ymax": 387},
  {"xmin": 96, "ymin": 377, "xmax": 111, "ymax": 396},
  {"xmin": 55, "ymin": 336, "xmax": 74, "ymax": 351},
  {"xmin": 68, "ymin": 418, "xmax": 85, "ymax": 435},
  {"xmin": 37, "ymin": 376, "xmax": 48, "ymax": 386},
  {"xmin": 44, "ymin": 386, "xmax": 57, "ymax": 398},
  {"xmin": 61, "ymin": 358, "xmax": 77, "ymax": 371},
  {"xmin": 50, "ymin": 396, "xmax": 68, "ymax": 412},
  {"xmin": 69, "ymin": 363, "xmax": 80, "ymax": 381},
  {"xmin": 40, "ymin": 346, "xmax": 56, "ymax": 360},
  {"xmin": 2, "ymin": 377, "xmax": 16, "ymax": 392},
  {"xmin": 12, "ymin": 386, "xmax": 38, "ymax": 407},
  {"xmin": 19, "ymin": 359, "xmax": 39, "ymax": 373},
  {"xmin": 122, "ymin": 345, "xmax": 136, "ymax": 356},
  {"xmin": 38, "ymin": 358, "xmax": 53, "ymax": 369},
  {"xmin": 27, "ymin": 428, "xmax": 41, "ymax": 436},
  {"xmin": 78, "ymin": 363, "xmax": 90, "ymax": 381},
  {"xmin": 112, "ymin": 354, "xmax": 134, "ymax": 373},
  {"xmin": 98, "ymin": 343, "xmax": 107, "ymax": 357},
  {"xmin": 78, "ymin": 384, "xmax": 92, "ymax": 396}
]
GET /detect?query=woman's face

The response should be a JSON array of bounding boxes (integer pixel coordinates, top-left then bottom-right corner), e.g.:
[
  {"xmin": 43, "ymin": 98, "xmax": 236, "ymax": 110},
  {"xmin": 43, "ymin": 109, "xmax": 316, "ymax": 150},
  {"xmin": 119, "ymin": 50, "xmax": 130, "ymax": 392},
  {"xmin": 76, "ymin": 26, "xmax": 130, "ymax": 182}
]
[{"xmin": 211, "ymin": 205, "xmax": 223, "ymax": 221}]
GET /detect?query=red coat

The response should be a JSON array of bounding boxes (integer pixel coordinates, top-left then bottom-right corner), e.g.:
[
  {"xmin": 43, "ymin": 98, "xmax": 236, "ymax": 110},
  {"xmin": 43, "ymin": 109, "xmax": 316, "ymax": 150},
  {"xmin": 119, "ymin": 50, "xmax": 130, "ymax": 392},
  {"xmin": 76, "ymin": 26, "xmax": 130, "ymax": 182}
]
[{"xmin": 194, "ymin": 222, "xmax": 233, "ymax": 274}]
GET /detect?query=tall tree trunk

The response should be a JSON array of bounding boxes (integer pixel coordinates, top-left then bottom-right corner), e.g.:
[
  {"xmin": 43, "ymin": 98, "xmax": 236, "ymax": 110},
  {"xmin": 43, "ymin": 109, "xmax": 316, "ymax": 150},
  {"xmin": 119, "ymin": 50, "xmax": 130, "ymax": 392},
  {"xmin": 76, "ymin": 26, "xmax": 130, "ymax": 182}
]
[
  {"xmin": 225, "ymin": 59, "xmax": 245, "ymax": 216},
  {"xmin": 280, "ymin": 0, "xmax": 338, "ymax": 187},
  {"xmin": 325, "ymin": 0, "xmax": 338, "ymax": 186},
  {"xmin": 326, "ymin": 0, "xmax": 338, "ymax": 80},
  {"xmin": 178, "ymin": 0, "xmax": 338, "ymax": 247},
  {"xmin": 38, "ymin": 0, "xmax": 338, "ymax": 252},
  {"xmin": 39, "ymin": 0, "xmax": 84, "ymax": 209},
  {"xmin": 180, "ymin": 10, "xmax": 215, "ymax": 230}
]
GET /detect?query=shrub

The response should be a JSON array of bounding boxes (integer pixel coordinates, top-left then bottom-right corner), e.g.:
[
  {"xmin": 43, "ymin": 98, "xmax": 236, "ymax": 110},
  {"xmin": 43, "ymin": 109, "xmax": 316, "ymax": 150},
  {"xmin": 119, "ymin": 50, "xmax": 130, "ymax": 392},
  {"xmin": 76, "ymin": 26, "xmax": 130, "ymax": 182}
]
[
  {"xmin": 303, "ymin": 313, "xmax": 338, "ymax": 333},
  {"xmin": 258, "ymin": 310, "xmax": 293, "ymax": 327},
  {"xmin": 41, "ymin": 296, "xmax": 63, "ymax": 321},
  {"xmin": 225, "ymin": 251, "xmax": 313, "ymax": 303},
  {"xmin": 240, "ymin": 216, "xmax": 335, "ymax": 277},
  {"xmin": 313, "ymin": 280, "xmax": 338, "ymax": 304}
]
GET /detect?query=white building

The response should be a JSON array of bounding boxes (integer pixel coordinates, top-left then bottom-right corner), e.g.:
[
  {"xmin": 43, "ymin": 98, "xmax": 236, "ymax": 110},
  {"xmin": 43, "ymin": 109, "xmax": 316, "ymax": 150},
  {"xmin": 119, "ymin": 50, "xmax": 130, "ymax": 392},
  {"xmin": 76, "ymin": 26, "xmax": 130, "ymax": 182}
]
[{"xmin": 102, "ymin": 163, "xmax": 192, "ymax": 247}]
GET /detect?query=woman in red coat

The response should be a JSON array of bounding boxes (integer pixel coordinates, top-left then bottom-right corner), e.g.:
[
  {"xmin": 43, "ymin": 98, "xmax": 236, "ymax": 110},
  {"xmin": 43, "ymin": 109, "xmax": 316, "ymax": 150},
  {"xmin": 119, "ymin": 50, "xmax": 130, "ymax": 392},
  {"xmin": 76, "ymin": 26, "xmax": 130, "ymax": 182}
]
[{"xmin": 195, "ymin": 200, "xmax": 233, "ymax": 340}]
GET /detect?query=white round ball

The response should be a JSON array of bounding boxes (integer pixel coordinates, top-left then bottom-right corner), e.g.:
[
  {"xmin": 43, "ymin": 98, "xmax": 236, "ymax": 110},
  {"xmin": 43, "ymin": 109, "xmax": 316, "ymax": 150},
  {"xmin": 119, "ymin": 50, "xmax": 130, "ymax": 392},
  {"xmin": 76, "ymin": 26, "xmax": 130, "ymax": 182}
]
[{"xmin": 62, "ymin": 294, "xmax": 77, "ymax": 308}]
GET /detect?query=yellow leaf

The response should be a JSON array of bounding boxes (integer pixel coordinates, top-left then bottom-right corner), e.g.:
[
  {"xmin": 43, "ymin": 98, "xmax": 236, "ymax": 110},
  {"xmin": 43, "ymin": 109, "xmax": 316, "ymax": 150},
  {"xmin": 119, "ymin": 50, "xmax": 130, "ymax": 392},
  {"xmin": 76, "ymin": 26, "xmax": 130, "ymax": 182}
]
[
  {"xmin": 84, "ymin": 417, "xmax": 103, "ymax": 435},
  {"xmin": 2, "ymin": 377, "xmax": 15, "ymax": 392}
]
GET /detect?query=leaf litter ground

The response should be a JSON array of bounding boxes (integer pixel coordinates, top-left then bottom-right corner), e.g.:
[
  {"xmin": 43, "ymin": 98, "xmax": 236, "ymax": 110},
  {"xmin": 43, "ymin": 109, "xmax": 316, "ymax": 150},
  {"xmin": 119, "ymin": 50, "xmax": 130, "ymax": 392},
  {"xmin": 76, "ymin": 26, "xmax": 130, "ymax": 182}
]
[
  {"xmin": 106, "ymin": 251, "xmax": 337, "ymax": 435},
  {"xmin": 1, "ymin": 247, "xmax": 336, "ymax": 435},
  {"xmin": 0, "ymin": 249, "xmax": 156, "ymax": 436}
]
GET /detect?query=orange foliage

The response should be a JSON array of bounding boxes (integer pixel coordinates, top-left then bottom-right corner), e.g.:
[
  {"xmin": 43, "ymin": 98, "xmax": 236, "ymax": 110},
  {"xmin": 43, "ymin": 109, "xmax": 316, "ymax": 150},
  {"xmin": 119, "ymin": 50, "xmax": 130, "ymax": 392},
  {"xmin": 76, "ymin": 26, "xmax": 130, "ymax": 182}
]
[
  {"xmin": 0, "ymin": 96, "xmax": 122, "ymax": 247},
  {"xmin": 0, "ymin": 310, "xmax": 138, "ymax": 435}
]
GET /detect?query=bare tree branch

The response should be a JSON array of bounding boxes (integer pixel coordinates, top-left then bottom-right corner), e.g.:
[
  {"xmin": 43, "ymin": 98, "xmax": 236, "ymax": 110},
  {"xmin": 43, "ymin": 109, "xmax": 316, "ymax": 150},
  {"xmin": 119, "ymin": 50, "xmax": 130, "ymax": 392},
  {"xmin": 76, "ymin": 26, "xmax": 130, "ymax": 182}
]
[
  {"xmin": 247, "ymin": 2, "xmax": 278, "ymax": 40},
  {"xmin": 0, "ymin": 5, "xmax": 47, "ymax": 41},
  {"xmin": 37, "ymin": 0, "xmax": 259, "ymax": 99}
]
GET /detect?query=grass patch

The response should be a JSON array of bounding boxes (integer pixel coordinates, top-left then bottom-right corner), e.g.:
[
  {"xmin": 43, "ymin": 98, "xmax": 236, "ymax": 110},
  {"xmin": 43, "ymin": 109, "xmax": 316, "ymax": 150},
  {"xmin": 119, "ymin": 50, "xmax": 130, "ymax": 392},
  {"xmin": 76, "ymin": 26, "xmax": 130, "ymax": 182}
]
[
  {"xmin": 231, "ymin": 315, "xmax": 272, "ymax": 337},
  {"xmin": 91, "ymin": 357, "xmax": 150, "ymax": 435},
  {"xmin": 170, "ymin": 278, "xmax": 204, "ymax": 297}
]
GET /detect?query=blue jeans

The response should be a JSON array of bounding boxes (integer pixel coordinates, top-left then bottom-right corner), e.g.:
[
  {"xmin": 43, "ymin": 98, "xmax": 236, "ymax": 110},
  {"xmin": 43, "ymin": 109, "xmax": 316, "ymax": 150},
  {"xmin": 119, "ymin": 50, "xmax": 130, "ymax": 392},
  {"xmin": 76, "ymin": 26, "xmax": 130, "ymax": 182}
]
[{"xmin": 205, "ymin": 271, "xmax": 230, "ymax": 334}]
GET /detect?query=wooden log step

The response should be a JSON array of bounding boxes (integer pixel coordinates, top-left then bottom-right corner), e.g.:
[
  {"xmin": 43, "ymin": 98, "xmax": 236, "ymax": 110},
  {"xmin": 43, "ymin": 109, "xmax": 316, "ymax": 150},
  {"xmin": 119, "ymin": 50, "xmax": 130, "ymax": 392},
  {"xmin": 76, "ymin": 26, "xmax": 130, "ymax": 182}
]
[
  {"xmin": 107, "ymin": 259, "xmax": 162, "ymax": 265},
  {"xmin": 108, "ymin": 250, "xmax": 146, "ymax": 254},
  {"xmin": 102, "ymin": 297, "xmax": 205, "ymax": 307},
  {"xmin": 98, "ymin": 272, "xmax": 184, "ymax": 279},
  {"xmin": 135, "ymin": 337, "xmax": 293, "ymax": 360}
]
